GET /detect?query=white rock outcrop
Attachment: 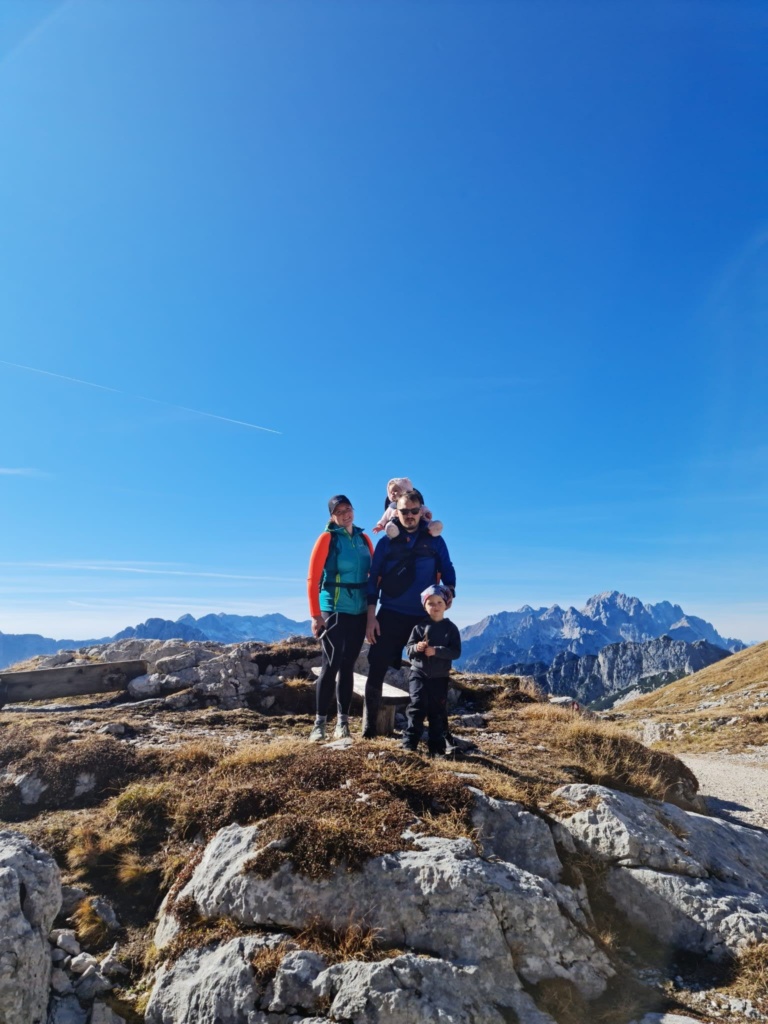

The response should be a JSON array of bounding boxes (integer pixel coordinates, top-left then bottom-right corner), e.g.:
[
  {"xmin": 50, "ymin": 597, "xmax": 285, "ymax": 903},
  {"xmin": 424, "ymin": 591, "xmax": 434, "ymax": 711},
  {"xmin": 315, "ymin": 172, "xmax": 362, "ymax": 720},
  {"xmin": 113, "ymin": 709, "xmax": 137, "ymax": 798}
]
[
  {"xmin": 145, "ymin": 933, "xmax": 292, "ymax": 1024},
  {"xmin": 553, "ymin": 783, "xmax": 768, "ymax": 957},
  {"xmin": 0, "ymin": 830, "xmax": 61, "ymax": 1024},
  {"xmin": 153, "ymin": 812, "xmax": 614, "ymax": 1022}
]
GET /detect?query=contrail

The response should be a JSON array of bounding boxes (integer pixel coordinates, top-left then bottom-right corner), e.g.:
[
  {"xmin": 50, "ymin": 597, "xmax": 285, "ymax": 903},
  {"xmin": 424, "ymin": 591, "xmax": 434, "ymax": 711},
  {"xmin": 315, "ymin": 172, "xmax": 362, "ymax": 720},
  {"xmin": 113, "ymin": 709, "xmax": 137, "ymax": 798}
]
[
  {"xmin": 0, "ymin": 360, "xmax": 282, "ymax": 435},
  {"xmin": 2, "ymin": 561, "xmax": 302, "ymax": 582}
]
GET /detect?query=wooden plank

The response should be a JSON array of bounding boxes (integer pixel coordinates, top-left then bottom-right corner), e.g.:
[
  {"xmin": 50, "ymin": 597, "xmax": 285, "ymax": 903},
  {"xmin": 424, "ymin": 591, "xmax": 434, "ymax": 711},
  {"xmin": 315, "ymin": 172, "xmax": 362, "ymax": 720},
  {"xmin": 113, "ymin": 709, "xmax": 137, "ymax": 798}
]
[
  {"xmin": 0, "ymin": 661, "xmax": 148, "ymax": 707},
  {"xmin": 311, "ymin": 668, "xmax": 409, "ymax": 704}
]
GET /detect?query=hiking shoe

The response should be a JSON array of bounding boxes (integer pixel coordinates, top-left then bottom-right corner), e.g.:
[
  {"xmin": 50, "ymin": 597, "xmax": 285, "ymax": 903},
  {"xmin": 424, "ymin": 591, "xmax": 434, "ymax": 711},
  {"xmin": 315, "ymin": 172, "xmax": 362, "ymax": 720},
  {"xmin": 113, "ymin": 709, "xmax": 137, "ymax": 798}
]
[
  {"xmin": 401, "ymin": 741, "xmax": 418, "ymax": 752},
  {"xmin": 308, "ymin": 723, "xmax": 327, "ymax": 742},
  {"xmin": 333, "ymin": 721, "xmax": 351, "ymax": 740},
  {"xmin": 361, "ymin": 728, "xmax": 376, "ymax": 740}
]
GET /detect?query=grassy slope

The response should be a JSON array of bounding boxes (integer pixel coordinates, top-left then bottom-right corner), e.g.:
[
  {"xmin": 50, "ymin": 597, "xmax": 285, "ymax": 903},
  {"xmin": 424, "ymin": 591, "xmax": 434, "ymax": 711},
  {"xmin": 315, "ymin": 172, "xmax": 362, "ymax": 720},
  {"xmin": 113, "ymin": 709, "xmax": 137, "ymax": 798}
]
[
  {"xmin": 612, "ymin": 640, "xmax": 768, "ymax": 753},
  {"xmin": 0, "ymin": 661, "xmax": 760, "ymax": 1022}
]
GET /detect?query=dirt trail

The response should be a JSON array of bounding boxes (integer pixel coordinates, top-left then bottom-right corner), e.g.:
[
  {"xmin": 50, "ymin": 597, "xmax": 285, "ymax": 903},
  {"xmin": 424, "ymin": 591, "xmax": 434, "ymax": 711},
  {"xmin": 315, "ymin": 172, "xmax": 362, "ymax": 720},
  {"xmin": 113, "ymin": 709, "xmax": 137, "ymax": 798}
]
[{"xmin": 680, "ymin": 750, "xmax": 768, "ymax": 831}]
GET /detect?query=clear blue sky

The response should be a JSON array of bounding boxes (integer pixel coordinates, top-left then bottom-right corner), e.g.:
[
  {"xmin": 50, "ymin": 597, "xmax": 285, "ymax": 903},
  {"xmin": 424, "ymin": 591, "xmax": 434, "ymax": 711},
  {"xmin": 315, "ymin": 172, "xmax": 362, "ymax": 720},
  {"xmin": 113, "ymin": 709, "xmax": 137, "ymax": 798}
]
[{"xmin": 1, "ymin": 0, "xmax": 766, "ymax": 642}]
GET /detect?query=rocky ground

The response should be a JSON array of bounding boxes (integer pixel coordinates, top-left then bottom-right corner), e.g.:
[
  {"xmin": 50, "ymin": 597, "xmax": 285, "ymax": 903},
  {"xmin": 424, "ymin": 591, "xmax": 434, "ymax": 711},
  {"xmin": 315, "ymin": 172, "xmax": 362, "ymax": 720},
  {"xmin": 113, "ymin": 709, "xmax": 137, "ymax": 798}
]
[{"xmin": 1, "ymin": 637, "xmax": 767, "ymax": 1024}]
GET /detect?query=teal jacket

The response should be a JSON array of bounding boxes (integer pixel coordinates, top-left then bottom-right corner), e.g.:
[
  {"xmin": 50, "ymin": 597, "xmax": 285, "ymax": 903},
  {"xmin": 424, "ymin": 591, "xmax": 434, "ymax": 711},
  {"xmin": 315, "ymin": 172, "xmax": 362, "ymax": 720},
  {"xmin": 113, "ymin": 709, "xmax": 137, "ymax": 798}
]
[{"xmin": 308, "ymin": 524, "xmax": 373, "ymax": 617}]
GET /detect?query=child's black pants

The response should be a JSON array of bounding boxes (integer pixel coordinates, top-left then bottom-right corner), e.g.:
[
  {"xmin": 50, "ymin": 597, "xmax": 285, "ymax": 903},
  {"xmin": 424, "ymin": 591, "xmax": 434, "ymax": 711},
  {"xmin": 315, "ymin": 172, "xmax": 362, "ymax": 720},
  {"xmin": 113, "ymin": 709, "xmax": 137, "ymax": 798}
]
[{"xmin": 404, "ymin": 670, "xmax": 448, "ymax": 753}]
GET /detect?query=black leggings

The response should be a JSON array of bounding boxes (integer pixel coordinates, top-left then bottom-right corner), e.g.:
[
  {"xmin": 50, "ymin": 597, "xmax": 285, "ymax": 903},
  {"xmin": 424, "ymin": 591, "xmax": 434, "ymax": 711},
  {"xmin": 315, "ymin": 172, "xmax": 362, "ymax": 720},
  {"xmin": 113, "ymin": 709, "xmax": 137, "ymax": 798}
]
[{"xmin": 315, "ymin": 612, "xmax": 368, "ymax": 718}]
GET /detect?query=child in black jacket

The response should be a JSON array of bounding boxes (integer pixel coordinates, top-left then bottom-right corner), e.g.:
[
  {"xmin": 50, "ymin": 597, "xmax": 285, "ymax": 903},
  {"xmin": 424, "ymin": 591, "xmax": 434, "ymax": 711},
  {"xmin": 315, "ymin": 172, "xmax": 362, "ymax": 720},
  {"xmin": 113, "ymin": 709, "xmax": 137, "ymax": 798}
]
[{"xmin": 402, "ymin": 584, "xmax": 462, "ymax": 756}]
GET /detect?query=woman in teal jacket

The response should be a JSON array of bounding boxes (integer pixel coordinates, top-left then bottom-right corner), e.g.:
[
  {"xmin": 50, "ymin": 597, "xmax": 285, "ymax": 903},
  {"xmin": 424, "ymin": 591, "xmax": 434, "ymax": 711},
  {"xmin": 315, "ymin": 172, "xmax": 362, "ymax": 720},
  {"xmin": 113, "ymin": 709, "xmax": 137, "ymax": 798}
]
[{"xmin": 306, "ymin": 494, "xmax": 373, "ymax": 741}]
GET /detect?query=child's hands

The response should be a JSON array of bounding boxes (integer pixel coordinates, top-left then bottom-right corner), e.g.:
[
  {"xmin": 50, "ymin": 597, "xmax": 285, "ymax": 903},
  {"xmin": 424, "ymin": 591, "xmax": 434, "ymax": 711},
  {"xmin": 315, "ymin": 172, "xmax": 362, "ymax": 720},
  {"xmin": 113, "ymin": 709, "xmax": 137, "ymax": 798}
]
[
  {"xmin": 424, "ymin": 646, "xmax": 436, "ymax": 657},
  {"xmin": 372, "ymin": 524, "xmax": 384, "ymax": 534},
  {"xmin": 415, "ymin": 640, "xmax": 428, "ymax": 652}
]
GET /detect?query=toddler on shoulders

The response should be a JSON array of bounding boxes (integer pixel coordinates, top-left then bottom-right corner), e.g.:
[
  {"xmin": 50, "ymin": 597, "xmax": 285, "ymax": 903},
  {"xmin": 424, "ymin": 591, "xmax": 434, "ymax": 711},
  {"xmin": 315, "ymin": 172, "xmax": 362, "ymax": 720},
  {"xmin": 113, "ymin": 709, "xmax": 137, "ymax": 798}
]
[{"xmin": 373, "ymin": 477, "xmax": 443, "ymax": 538}]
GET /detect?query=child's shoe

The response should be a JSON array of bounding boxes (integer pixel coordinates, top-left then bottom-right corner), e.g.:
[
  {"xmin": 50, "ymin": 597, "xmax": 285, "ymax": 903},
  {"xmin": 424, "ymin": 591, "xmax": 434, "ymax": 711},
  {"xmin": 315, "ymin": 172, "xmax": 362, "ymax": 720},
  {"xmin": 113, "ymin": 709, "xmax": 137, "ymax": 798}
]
[
  {"xmin": 427, "ymin": 520, "xmax": 443, "ymax": 537},
  {"xmin": 385, "ymin": 521, "xmax": 400, "ymax": 539}
]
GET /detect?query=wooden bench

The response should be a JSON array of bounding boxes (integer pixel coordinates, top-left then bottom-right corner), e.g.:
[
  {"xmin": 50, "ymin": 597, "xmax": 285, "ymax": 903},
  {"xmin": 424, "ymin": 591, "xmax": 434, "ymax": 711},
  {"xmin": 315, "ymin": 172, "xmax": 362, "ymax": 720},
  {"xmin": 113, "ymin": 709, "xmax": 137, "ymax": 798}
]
[
  {"xmin": 0, "ymin": 661, "xmax": 149, "ymax": 709},
  {"xmin": 311, "ymin": 668, "xmax": 409, "ymax": 735}
]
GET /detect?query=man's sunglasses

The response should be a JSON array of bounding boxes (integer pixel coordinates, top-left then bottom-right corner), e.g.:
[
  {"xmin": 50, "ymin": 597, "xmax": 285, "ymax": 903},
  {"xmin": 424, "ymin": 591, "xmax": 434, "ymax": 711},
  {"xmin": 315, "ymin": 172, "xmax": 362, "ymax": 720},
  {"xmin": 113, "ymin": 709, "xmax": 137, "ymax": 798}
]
[{"xmin": 398, "ymin": 507, "xmax": 422, "ymax": 517}]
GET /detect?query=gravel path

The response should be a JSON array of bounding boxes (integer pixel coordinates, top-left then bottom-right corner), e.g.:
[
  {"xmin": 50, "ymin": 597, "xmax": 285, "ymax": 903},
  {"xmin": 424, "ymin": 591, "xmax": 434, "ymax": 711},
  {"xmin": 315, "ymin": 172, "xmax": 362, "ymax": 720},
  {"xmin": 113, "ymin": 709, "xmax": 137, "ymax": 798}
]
[{"xmin": 680, "ymin": 750, "xmax": 768, "ymax": 831}]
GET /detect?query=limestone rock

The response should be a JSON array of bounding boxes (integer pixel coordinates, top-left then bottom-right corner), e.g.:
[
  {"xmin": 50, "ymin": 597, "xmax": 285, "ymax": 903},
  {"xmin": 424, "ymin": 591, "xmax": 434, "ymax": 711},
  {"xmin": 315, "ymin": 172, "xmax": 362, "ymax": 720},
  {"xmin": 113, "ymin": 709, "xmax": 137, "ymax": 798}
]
[
  {"xmin": 52, "ymin": 929, "xmax": 80, "ymax": 956},
  {"xmin": 469, "ymin": 788, "xmax": 562, "ymax": 883},
  {"xmin": 634, "ymin": 1016, "xmax": 708, "ymax": 1024},
  {"xmin": 50, "ymin": 967, "xmax": 73, "ymax": 994},
  {"xmin": 4, "ymin": 772, "xmax": 48, "ymax": 805},
  {"xmin": 90, "ymin": 896, "xmax": 120, "ymax": 931},
  {"xmin": 266, "ymin": 950, "xmax": 327, "ymax": 1013},
  {"xmin": 155, "ymin": 651, "xmax": 199, "ymax": 674},
  {"xmin": 145, "ymin": 933, "xmax": 291, "ymax": 1024},
  {"xmin": 73, "ymin": 772, "xmax": 96, "ymax": 798},
  {"xmin": 100, "ymin": 943, "xmax": 130, "ymax": 978},
  {"xmin": 98, "ymin": 722, "xmax": 126, "ymax": 736},
  {"xmin": 314, "ymin": 954, "xmax": 558, "ymax": 1024},
  {"xmin": 554, "ymin": 784, "xmax": 768, "ymax": 957},
  {"xmin": 127, "ymin": 673, "xmax": 163, "ymax": 699},
  {"xmin": 74, "ymin": 965, "xmax": 112, "ymax": 1000},
  {"xmin": 191, "ymin": 652, "xmax": 259, "ymax": 709},
  {"xmin": 460, "ymin": 713, "xmax": 488, "ymax": 728},
  {"xmin": 156, "ymin": 823, "xmax": 613, "ymax": 1000},
  {"xmin": 47, "ymin": 994, "xmax": 88, "ymax": 1024},
  {"xmin": 0, "ymin": 831, "xmax": 61, "ymax": 1024},
  {"xmin": 69, "ymin": 951, "xmax": 99, "ymax": 974}
]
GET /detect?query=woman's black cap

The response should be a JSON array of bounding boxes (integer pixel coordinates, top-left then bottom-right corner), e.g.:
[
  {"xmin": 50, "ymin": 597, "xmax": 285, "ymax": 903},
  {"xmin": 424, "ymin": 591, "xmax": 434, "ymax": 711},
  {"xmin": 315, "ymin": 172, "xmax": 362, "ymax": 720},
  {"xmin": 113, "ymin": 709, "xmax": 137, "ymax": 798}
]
[{"xmin": 328, "ymin": 494, "xmax": 352, "ymax": 515}]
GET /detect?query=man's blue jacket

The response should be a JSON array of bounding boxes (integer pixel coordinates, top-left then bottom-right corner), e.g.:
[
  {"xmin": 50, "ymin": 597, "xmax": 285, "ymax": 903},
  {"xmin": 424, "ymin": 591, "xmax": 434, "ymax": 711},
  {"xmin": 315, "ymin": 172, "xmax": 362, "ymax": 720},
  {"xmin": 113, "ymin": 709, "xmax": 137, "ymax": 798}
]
[{"xmin": 367, "ymin": 522, "xmax": 456, "ymax": 618}]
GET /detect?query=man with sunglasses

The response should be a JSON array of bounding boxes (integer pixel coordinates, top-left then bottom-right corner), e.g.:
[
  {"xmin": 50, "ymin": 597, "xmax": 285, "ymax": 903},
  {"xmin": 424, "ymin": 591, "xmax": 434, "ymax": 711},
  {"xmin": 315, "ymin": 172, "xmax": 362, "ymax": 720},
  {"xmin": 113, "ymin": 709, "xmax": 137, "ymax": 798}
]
[{"xmin": 363, "ymin": 489, "xmax": 456, "ymax": 738}]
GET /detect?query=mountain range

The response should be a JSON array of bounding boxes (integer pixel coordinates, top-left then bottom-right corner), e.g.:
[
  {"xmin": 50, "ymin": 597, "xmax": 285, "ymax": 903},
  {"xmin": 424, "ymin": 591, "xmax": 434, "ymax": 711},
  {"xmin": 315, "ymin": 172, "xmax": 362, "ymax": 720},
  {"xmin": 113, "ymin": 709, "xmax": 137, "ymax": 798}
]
[
  {"xmin": 0, "ymin": 593, "xmax": 746, "ymax": 706},
  {"xmin": 457, "ymin": 590, "xmax": 744, "ymax": 669},
  {"xmin": 0, "ymin": 612, "xmax": 312, "ymax": 670}
]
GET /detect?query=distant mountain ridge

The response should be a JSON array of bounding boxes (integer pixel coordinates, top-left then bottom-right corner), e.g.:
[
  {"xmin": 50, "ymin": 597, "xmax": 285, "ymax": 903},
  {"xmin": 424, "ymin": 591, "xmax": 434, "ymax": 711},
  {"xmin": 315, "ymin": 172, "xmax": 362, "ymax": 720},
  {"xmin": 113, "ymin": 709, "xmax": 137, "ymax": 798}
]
[
  {"xmin": 492, "ymin": 636, "xmax": 732, "ymax": 708},
  {"xmin": 458, "ymin": 590, "xmax": 744, "ymax": 670},
  {"xmin": 0, "ymin": 612, "xmax": 312, "ymax": 670},
  {"xmin": 176, "ymin": 612, "xmax": 312, "ymax": 644}
]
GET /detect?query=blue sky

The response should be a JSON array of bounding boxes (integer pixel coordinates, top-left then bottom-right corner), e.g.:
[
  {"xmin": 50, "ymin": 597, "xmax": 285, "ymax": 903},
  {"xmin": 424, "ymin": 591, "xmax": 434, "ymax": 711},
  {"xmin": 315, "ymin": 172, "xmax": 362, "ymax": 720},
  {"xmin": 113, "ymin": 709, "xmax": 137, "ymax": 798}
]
[{"xmin": 1, "ymin": 0, "xmax": 766, "ymax": 642}]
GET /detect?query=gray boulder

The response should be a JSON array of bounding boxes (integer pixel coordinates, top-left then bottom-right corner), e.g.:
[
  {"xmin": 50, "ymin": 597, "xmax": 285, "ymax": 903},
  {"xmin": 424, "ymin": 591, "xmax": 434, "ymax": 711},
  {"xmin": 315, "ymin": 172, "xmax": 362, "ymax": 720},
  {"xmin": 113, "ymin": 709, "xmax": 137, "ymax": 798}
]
[
  {"xmin": 266, "ymin": 950, "xmax": 327, "ymax": 1014},
  {"xmin": 47, "ymin": 995, "xmax": 88, "ymax": 1024},
  {"xmin": 0, "ymin": 830, "xmax": 61, "ymax": 1024},
  {"xmin": 155, "ymin": 822, "xmax": 613, "ymax": 1001},
  {"xmin": 313, "ymin": 954, "xmax": 558, "ymax": 1024},
  {"xmin": 553, "ymin": 784, "xmax": 768, "ymax": 957},
  {"xmin": 145, "ymin": 933, "xmax": 292, "ymax": 1024},
  {"xmin": 469, "ymin": 788, "xmax": 562, "ymax": 883}
]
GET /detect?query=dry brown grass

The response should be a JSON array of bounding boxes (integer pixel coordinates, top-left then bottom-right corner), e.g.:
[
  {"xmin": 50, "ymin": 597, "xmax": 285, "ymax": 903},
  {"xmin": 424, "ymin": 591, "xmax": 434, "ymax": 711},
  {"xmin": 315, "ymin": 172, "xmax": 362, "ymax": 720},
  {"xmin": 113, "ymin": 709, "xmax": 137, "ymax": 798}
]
[
  {"xmin": 448, "ymin": 672, "xmax": 544, "ymax": 713},
  {"xmin": 159, "ymin": 915, "xmax": 244, "ymax": 967},
  {"xmin": 298, "ymin": 919, "xmax": 402, "ymax": 964},
  {"xmin": 465, "ymin": 703, "xmax": 700, "ymax": 810},
  {"xmin": 550, "ymin": 715, "xmax": 698, "ymax": 805},
  {"xmin": 250, "ymin": 940, "xmax": 294, "ymax": 985},
  {"xmin": 72, "ymin": 897, "xmax": 111, "ymax": 948},
  {"xmin": 718, "ymin": 943, "xmax": 768, "ymax": 1013},
  {"xmin": 273, "ymin": 677, "xmax": 316, "ymax": 714},
  {"xmin": 249, "ymin": 919, "xmax": 403, "ymax": 990},
  {"xmin": 0, "ymin": 731, "xmax": 159, "ymax": 820},
  {"xmin": 240, "ymin": 745, "xmax": 474, "ymax": 878}
]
